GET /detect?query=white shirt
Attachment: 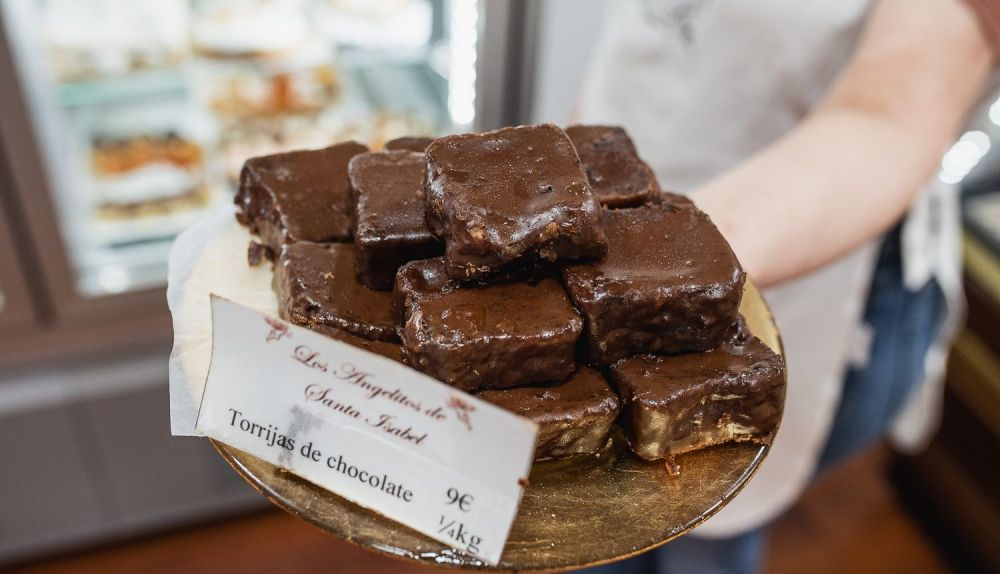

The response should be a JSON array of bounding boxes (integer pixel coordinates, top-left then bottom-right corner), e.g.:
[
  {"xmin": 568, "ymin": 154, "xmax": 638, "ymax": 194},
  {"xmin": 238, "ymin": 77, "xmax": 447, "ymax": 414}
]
[{"xmin": 578, "ymin": 0, "xmax": 964, "ymax": 537}]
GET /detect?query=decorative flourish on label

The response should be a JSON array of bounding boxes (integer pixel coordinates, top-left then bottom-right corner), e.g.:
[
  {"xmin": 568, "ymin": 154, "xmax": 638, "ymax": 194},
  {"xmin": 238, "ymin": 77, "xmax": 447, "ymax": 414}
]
[
  {"xmin": 265, "ymin": 317, "xmax": 291, "ymax": 342},
  {"xmin": 447, "ymin": 395, "xmax": 476, "ymax": 431}
]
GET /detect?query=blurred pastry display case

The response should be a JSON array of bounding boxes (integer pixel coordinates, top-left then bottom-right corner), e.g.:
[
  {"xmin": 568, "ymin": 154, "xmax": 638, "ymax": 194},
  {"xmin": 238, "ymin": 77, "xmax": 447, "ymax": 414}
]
[{"xmin": 0, "ymin": 0, "xmax": 535, "ymax": 365}]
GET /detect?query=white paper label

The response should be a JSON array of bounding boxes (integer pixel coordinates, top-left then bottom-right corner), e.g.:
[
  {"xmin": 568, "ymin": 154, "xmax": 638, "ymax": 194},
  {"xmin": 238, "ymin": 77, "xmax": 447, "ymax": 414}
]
[{"xmin": 196, "ymin": 296, "xmax": 538, "ymax": 564}]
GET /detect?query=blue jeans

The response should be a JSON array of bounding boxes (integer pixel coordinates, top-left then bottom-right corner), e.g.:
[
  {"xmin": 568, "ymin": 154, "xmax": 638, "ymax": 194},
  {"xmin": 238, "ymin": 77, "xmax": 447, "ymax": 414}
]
[{"xmin": 582, "ymin": 225, "xmax": 945, "ymax": 574}]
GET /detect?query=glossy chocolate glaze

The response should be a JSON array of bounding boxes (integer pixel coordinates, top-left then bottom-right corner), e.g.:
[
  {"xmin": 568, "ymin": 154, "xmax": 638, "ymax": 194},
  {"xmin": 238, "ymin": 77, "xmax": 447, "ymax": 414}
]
[
  {"xmin": 273, "ymin": 242, "xmax": 398, "ymax": 342},
  {"xmin": 609, "ymin": 327, "xmax": 785, "ymax": 462},
  {"xmin": 384, "ymin": 136, "xmax": 433, "ymax": 152},
  {"xmin": 565, "ymin": 125, "xmax": 659, "ymax": 208},
  {"xmin": 425, "ymin": 124, "xmax": 608, "ymax": 280},
  {"xmin": 310, "ymin": 324, "xmax": 404, "ymax": 363},
  {"xmin": 394, "ymin": 257, "xmax": 583, "ymax": 391},
  {"xmin": 349, "ymin": 150, "xmax": 443, "ymax": 290},
  {"xmin": 236, "ymin": 142, "xmax": 368, "ymax": 251},
  {"xmin": 652, "ymin": 190, "xmax": 694, "ymax": 208},
  {"xmin": 478, "ymin": 367, "xmax": 620, "ymax": 460},
  {"xmin": 562, "ymin": 202, "xmax": 745, "ymax": 364}
]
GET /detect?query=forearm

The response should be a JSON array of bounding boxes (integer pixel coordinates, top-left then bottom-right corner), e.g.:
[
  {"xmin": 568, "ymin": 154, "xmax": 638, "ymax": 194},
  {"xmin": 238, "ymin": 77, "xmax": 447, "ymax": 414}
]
[
  {"xmin": 693, "ymin": 106, "xmax": 963, "ymax": 287},
  {"xmin": 692, "ymin": 0, "xmax": 992, "ymax": 287}
]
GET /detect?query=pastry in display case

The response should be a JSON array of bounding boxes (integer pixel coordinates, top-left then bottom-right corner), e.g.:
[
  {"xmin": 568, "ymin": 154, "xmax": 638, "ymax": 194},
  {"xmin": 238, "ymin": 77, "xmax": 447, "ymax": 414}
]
[
  {"xmin": 199, "ymin": 63, "xmax": 340, "ymax": 120},
  {"xmin": 191, "ymin": 16, "xmax": 341, "ymax": 123},
  {"xmin": 74, "ymin": 101, "xmax": 221, "ymax": 248},
  {"xmin": 314, "ymin": 0, "xmax": 433, "ymax": 50},
  {"xmin": 90, "ymin": 132, "xmax": 207, "ymax": 220},
  {"xmin": 190, "ymin": 0, "xmax": 439, "ymax": 192},
  {"xmin": 191, "ymin": 0, "xmax": 448, "ymax": 181},
  {"xmin": 191, "ymin": 0, "xmax": 345, "ymax": 188},
  {"xmin": 41, "ymin": 0, "xmax": 189, "ymax": 83}
]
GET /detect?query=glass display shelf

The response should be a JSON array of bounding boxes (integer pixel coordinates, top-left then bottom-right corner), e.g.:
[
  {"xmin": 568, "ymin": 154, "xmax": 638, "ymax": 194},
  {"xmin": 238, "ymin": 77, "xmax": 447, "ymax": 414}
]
[{"xmin": 56, "ymin": 68, "xmax": 187, "ymax": 108}]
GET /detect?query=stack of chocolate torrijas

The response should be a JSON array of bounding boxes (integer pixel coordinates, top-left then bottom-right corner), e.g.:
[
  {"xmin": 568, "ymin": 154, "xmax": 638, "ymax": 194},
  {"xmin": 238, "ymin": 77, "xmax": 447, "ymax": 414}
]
[{"xmin": 235, "ymin": 123, "xmax": 785, "ymax": 473}]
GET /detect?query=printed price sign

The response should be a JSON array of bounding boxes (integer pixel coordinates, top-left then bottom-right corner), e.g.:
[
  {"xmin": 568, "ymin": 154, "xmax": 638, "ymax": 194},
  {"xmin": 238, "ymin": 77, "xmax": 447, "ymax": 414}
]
[{"xmin": 196, "ymin": 296, "xmax": 538, "ymax": 564}]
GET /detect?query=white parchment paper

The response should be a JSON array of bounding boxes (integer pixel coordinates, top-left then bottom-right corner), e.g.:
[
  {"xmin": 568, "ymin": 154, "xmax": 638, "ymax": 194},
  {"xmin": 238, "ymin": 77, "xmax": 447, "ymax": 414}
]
[{"xmin": 167, "ymin": 205, "xmax": 278, "ymax": 435}]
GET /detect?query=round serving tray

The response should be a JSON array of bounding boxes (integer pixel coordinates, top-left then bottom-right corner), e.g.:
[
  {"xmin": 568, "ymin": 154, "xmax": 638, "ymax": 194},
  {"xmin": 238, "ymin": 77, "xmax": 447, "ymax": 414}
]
[{"xmin": 177, "ymin": 220, "xmax": 785, "ymax": 572}]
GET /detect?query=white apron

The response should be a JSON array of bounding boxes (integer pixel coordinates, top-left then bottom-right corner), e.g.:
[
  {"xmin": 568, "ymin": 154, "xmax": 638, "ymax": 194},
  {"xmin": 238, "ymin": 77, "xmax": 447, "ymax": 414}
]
[{"xmin": 578, "ymin": 0, "xmax": 966, "ymax": 537}]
